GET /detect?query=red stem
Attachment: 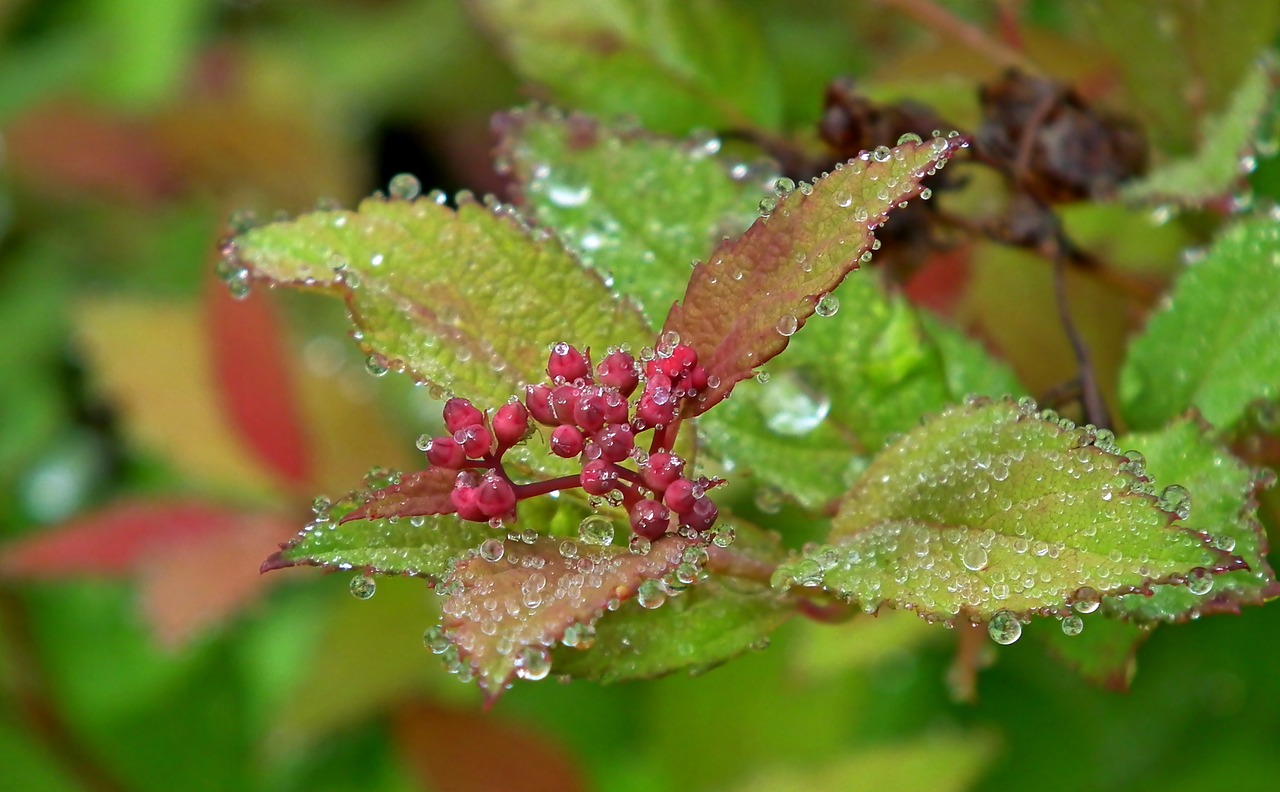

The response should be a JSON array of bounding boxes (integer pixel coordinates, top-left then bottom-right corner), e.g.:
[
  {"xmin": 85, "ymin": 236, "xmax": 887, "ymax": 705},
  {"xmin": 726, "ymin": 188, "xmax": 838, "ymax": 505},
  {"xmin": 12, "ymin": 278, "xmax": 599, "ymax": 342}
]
[{"xmin": 513, "ymin": 474, "xmax": 582, "ymax": 499}]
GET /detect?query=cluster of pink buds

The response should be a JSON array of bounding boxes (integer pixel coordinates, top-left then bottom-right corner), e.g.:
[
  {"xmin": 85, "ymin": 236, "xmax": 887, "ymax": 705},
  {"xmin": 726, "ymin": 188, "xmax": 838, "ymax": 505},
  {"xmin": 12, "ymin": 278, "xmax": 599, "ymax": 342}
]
[{"xmin": 416, "ymin": 339, "xmax": 720, "ymax": 540}]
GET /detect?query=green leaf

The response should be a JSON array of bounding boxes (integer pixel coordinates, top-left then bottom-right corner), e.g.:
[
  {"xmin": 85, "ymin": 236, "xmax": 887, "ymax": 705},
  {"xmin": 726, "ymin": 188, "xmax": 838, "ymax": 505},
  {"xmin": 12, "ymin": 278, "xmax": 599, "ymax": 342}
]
[
  {"xmin": 470, "ymin": 0, "xmax": 782, "ymax": 134},
  {"xmin": 697, "ymin": 272, "xmax": 1021, "ymax": 509},
  {"xmin": 732, "ymin": 733, "xmax": 997, "ymax": 792},
  {"xmin": 434, "ymin": 535, "xmax": 694, "ymax": 698},
  {"xmin": 231, "ymin": 191, "xmax": 653, "ymax": 408},
  {"xmin": 1122, "ymin": 59, "xmax": 1276, "ymax": 205},
  {"xmin": 1109, "ymin": 417, "xmax": 1278, "ymax": 621},
  {"xmin": 553, "ymin": 579, "xmax": 793, "ymax": 683},
  {"xmin": 1078, "ymin": 1, "xmax": 1280, "ymax": 156},
  {"xmin": 262, "ymin": 512, "xmax": 491, "ymax": 580},
  {"xmin": 775, "ymin": 399, "xmax": 1242, "ymax": 623},
  {"xmin": 663, "ymin": 134, "xmax": 966, "ymax": 415},
  {"xmin": 495, "ymin": 107, "xmax": 764, "ymax": 325},
  {"xmin": 1120, "ymin": 216, "xmax": 1280, "ymax": 432},
  {"xmin": 1041, "ymin": 616, "xmax": 1149, "ymax": 691}
]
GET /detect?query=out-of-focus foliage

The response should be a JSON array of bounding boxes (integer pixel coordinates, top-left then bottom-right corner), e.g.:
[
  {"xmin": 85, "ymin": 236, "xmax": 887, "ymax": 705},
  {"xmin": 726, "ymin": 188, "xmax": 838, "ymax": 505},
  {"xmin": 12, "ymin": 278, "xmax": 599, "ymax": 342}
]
[{"xmin": 0, "ymin": 1, "xmax": 1278, "ymax": 791}]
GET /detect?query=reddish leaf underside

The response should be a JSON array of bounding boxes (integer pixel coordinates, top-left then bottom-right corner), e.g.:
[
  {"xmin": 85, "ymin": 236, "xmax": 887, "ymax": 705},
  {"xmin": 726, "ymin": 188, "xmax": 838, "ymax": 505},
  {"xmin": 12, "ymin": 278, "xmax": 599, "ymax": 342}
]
[
  {"xmin": 440, "ymin": 535, "xmax": 692, "ymax": 698},
  {"xmin": 663, "ymin": 134, "xmax": 966, "ymax": 415},
  {"xmin": 339, "ymin": 467, "xmax": 459, "ymax": 524},
  {"xmin": 392, "ymin": 703, "xmax": 587, "ymax": 792},
  {"xmin": 205, "ymin": 278, "xmax": 313, "ymax": 488}
]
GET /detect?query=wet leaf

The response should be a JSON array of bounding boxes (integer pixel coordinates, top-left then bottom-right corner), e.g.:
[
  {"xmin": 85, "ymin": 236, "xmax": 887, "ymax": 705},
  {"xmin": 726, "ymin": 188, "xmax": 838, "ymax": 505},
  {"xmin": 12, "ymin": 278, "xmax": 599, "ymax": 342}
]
[
  {"xmin": 262, "ymin": 509, "xmax": 491, "ymax": 580},
  {"xmin": 340, "ymin": 468, "xmax": 458, "ymax": 524},
  {"xmin": 663, "ymin": 133, "xmax": 966, "ymax": 415},
  {"xmin": 1122, "ymin": 59, "xmax": 1276, "ymax": 206},
  {"xmin": 438, "ymin": 535, "xmax": 691, "ymax": 697},
  {"xmin": 496, "ymin": 106, "xmax": 764, "ymax": 324},
  {"xmin": 776, "ymin": 399, "xmax": 1242, "ymax": 623},
  {"xmin": 553, "ymin": 579, "xmax": 793, "ymax": 684},
  {"xmin": 470, "ymin": 0, "xmax": 782, "ymax": 135},
  {"xmin": 697, "ymin": 273, "xmax": 1021, "ymax": 509},
  {"xmin": 1120, "ymin": 216, "xmax": 1280, "ymax": 432},
  {"xmin": 1109, "ymin": 418, "xmax": 1278, "ymax": 621},
  {"xmin": 232, "ymin": 192, "xmax": 652, "ymax": 408}
]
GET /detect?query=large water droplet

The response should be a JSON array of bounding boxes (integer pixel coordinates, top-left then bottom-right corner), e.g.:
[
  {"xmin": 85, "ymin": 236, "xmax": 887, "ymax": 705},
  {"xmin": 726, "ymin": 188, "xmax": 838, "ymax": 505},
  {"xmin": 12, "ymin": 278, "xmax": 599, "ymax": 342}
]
[
  {"xmin": 1061, "ymin": 615, "xmax": 1084, "ymax": 636},
  {"xmin": 896, "ymin": 132, "xmax": 923, "ymax": 146},
  {"xmin": 637, "ymin": 579, "xmax": 667, "ymax": 609},
  {"xmin": 578, "ymin": 514, "xmax": 615, "ymax": 546},
  {"xmin": 961, "ymin": 545, "xmax": 988, "ymax": 571},
  {"xmin": 815, "ymin": 293, "xmax": 840, "ymax": 317},
  {"xmin": 516, "ymin": 646, "xmax": 552, "ymax": 681},
  {"xmin": 479, "ymin": 539, "xmax": 505, "ymax": 562},
  {"xmin": 389, "ymin": 173, "xmax": 422, "ymax": 200},
  {"xmin": 776, "ymin": 314, "xmax": 799, "ymax": 337},
  {"xmin": 758, "ymin": 371, "xmax": 830, "ymax": 436},
  {"xmin": 349, "ymin": 575, "xmax": 376, "ymax": 600},
  {"xmin": 988, "ymin": 610, "xmax": 1022, "ymax": 644}
]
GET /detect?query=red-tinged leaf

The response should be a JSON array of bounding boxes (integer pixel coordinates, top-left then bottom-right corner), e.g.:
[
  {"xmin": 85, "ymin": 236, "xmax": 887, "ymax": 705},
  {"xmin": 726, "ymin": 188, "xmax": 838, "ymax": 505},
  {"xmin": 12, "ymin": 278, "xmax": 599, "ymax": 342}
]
[
  {"xmin": 0, "ymin": 501, "xmax": 255, "ymax": 578},
  {"xmin": 662, "ymin": 134, "xmax": 966, "ymax": 415},
  {"xmin": 438, "ymin": 535, "xmax": 693, "ymax": 699},
  {"xmin": 392, "ymin": 703, "xmax": 587, "ymax": 792},
  {"xmin": 339, "ymin": 468, "xmax": 457, "ymax": 524},
  {"xmin": 205, "ymin": 278, "xmax": 312, "ymax": 489},
  {"xmin": 0, "ymin": 500, "xmax": 294, "ymax": 647},
  {"xmin": 138, "ymin": 514, "xmax": 295, "ymax": 648}
]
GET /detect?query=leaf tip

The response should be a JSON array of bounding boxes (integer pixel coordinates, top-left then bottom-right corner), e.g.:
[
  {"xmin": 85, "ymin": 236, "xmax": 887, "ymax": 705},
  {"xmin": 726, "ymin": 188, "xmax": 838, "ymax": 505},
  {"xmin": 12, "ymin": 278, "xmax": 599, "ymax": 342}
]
[{"xmin": 260, "ymin": 551, "xmax": 294, "ymax": 574}]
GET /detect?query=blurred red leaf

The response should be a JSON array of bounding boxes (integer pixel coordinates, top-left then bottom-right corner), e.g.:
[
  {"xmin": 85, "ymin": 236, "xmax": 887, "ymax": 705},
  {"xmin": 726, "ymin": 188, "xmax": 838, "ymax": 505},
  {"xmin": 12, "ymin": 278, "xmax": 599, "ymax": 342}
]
[
  {"xmin": 392, "ymin": 702, "xmax": 586, "ymax": 792},
  {"xmin": 0, "ymin": 500, "xmax": 295, "ymax": 646},
  {"xmin": 205, "ymin": 278, "xmax": 313, "ymax": 489}
]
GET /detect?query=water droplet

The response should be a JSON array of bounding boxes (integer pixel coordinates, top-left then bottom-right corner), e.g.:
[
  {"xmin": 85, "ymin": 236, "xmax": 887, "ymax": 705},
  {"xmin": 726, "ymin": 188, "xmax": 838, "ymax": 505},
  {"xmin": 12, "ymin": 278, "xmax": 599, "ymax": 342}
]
[
  {"xmin": 388, "ymin": 173, "xmax": 422, "ymax": 200},
  {"xmin": 1214, "ymin": 534, "xmax": 1236, "ymax": 552},
  {"xmin": 516, "ymin": 646, "xmax": 552, "ymax": 681},
  {"xmin": 988, "ymin": 610, "xmax": 1021, "ymax": 645},
  {"xmin": 896, "ymin": 132, "xmax": 924, "ymax": 146},
  {"xmin": 759, "ymin": 370, "xmax": 829, "ymax": 436},
  {"xmin": 758, "ymin": 196, "xmax": 778, "ymax": 215},
  {"xmin": 578, "ymin": 514, "xmax": 614, "ymax": 546},
  {"xmin": 415, "ymin": 434, "xmax": 431, "ymax": 452},
  {"xmin": 815, "ymin": 293, "xmax": 840, "ymax": 317},
  {"xmin": 775, "ymin": 314, "xmax": 799, "ymax": 337},
  {"xmin": 711, "ymin": 524, "xmax": 736, "ymax": 548},
  {"xmin": 1187, "ymin": 569, "xmax": 1213, "ymax": 596},
  {"xmin": 479, "ymin": 539, "xmax": 505, "ymax": 562},
  {"xmin": 919, "ymin": 187, "xmax": 933, "ymax": 200},
  {"xmin": 629, "ymin": 535, "xmax": 651, "ymax": 555},
  {"xmin": 423, "ymin": 625, "xmax": 451, "ymax": 654},
  {"xmin": 872, "ymin": 145, "xmax": 892, "ymax": 162},
  {"xmin": 773, "ymin": 177, "xmax": 796, "ymax": 197},
  {"xmin": 365, "ymin": 355, "xmax": 389, "ymax": 377},
  {"xmin": 1072, "ymin": 587, "xmax": 1101, "ymax": 613},
  {"xmin": 1158, "ymin": 484, "xmax": 1191, "ymax": 520},
  {"xmin": 834, "ymin": 190, "xmax": 853, "ymax": 208},
  {"xmin": 961, "ymin": 545, "xmax": 988, "ymax": 571},
  {"xmin": 1061, "ymin": 615, "xmax": 1084, "ymax": 636},
  {"xmin": 349, "ymin": 575, "xmax": 376, "ymax": 600},
  {"xmin": 637, "ymin": 579, "xmax": 666, "ymax": 609}
]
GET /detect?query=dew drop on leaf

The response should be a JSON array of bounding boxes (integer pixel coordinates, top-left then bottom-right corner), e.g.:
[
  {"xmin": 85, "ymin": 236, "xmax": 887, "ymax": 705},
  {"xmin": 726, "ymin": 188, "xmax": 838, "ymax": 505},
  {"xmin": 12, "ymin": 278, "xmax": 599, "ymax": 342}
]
[
  {"xmin": 1061, "ymin": 615, "xmax": 1084, "ymax": 636},
  {"xmin": 961, "ymin": 545, "xmax": 988, "ymax": 571},
  {"xmin": 1072, "ymin": 587, "xmax": 1101, "ymax": 613},
  {"xmin": 479, "ymin": 538, "xmax": 505, "ymax": 562},
  {"xmin": 365, "ymin": 355, "xmax": 389, "ymax": 377},
  {"xmin": 349, "ymin": 574, "xmax": 376, "ymax": 600},
  {"xmin": 637, "ymin": 579, "xmax": 667, "ymax": 609},
  {"xmin": 578, "ymin": 514, "xmax": 615, "ymax": 546},
  {"xmin": 1157, "ymin": 484, "xmax": 1192, "ymax": 520},
  {"xmin": 988, "ymin": 610, "xmax": 1021, "ymax": 645},
  {"xmin": 628, "ymin": 535, "xmax": 651, "ymax": 555},
  {"xmin": 1187, "ymin": 569, "xmax": 1214, "ymax": 596},
  {"xmin": 388, "ymin": 173, "xmax": 422, "ymax": 201},
  {"xmin": 815, "ymin": 293, "xmax": 840, "ymax": 317},
  {"xmin": 424, "ymin": 625, "xmax": 450, "ymax": 654},
  {"xmin": 775, "ymin": 314, "xmax": 799, "ymax": 337},
  {"xmin": 515, "ymin": 646, "xmax": 552, "ymax": 681},
  {"xmin": 896, "ymin": 132, "xmax": 924, "ymax": 146}
]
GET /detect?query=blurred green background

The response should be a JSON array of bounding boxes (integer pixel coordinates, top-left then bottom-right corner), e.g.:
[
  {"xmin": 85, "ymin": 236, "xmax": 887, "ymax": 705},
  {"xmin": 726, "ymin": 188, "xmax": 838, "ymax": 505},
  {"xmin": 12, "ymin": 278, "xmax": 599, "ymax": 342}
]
[{"xmin": 1, "ymin": 1, "xmax": 1278, "ymax": 790}]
